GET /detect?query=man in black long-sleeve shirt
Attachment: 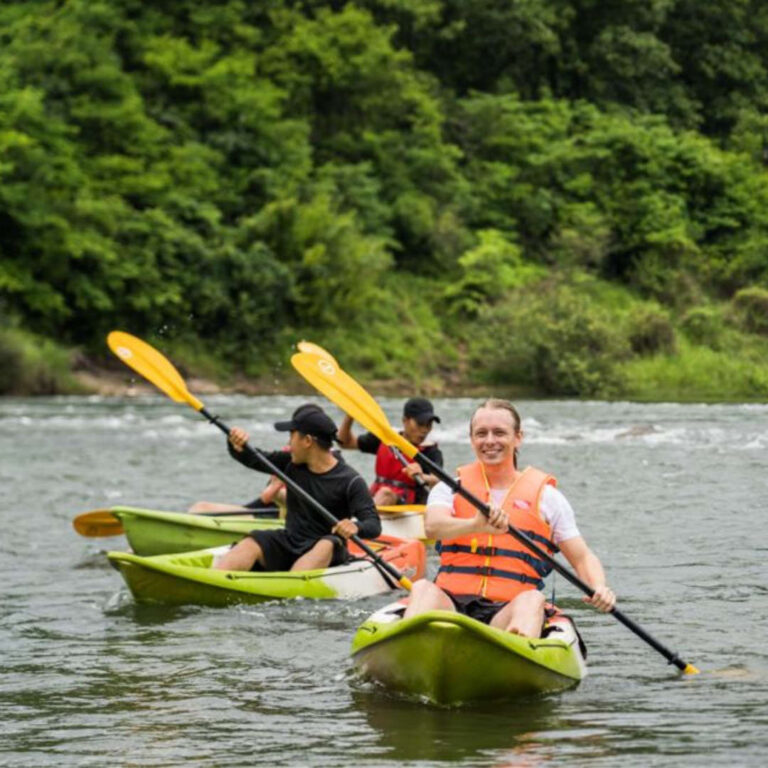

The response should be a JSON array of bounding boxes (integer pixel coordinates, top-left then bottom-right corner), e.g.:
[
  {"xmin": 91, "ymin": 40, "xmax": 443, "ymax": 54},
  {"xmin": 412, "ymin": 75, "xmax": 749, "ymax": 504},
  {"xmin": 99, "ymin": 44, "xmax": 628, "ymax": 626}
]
[{"xmin": 214, "ymin": 404, "xmax": 381, "ymax": 572}]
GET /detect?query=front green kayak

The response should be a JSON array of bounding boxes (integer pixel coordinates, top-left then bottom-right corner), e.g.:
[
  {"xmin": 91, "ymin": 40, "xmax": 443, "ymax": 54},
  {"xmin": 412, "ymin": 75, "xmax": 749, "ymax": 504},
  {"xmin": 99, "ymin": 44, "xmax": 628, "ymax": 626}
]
[
  {"xmin": 111, "ymin": 506, "xmax": 282, "ymax": 556},
  {"xmin": 108, "ymin": 536, "xmax": 427, "ymax": 607},
  {"xmin": 351, "ymin": 602, "xmax": 587, "ymax": 705}
]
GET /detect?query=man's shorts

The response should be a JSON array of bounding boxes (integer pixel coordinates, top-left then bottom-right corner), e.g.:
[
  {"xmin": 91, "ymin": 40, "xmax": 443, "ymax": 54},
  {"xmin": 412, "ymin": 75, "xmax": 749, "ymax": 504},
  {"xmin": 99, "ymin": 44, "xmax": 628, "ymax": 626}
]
[
  {"xmin": 247, "ymin": 528, "xmax": 348, "ymax": 572},
  {"xmin": 444, "ymin": 591, "xmax": 508, "ymax": 625}
]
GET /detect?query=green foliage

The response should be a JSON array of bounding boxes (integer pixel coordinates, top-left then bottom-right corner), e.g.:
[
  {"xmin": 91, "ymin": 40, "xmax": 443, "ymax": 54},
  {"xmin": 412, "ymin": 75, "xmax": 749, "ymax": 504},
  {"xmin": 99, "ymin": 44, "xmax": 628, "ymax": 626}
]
[
  {"xmin": 2, "ymin": 0, "xmax": 768, "ymax": 400},
  {"xmin": 443, "ymin": 230, "xmax": 546, "ymax": 318},
  {"xmin": 622, "ymin": 337, "xmax": 768, "ymax": 401},
  {"xmin": 626, "ymin": 305, "xmax": 677, "ymax": 355},
  {"xmin": 730, "ymin": 286, "xmax": 768, "ymax": 334},
  {"xmin": 0, "ymin": 327, "xmax": 81, "ymax": 395},
  {"xmin": 680, "ymin": 305, "xmax": 726, "ymax": 348},
  {"xmin": 470, "ymin": 281, "xmax": 632, "ymax": 397}
]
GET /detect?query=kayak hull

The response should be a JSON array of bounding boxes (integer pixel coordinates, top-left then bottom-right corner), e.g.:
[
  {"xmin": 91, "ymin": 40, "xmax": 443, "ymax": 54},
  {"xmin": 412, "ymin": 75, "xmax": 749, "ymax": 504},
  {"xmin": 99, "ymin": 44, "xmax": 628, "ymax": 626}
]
[
  {"xmin": 351, "ymin": 603, "xmax": 587, "ymax": 705},
  {"xmin": 111, "ymin": 505, "xmax": 427, "ymax": 556},
  {"xmin": 111, "ymin": 506, "xmax": 282, "ymax": 556},
  {"xmin": 108, "ymin": 537, "xmax": 426, "ymax": 607}
]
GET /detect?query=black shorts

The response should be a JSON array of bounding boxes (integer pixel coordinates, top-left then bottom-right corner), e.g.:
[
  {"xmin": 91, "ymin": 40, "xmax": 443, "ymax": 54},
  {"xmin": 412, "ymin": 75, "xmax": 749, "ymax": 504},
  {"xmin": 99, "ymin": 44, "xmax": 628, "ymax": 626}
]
[
  {"xmin": 247, "ymin": 528, "xmax": 348, "ymax": 572},
  {"xmin": 445, "ymin": 591, "xmax": 508, "ymax": 625},
  {"xmin": 244, "ymin": 497, "xmax": 272, "ymax": 510}
]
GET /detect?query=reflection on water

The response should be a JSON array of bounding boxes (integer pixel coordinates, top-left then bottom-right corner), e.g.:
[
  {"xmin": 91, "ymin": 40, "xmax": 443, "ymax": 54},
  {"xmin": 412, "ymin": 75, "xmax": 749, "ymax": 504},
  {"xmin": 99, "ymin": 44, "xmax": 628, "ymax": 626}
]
[
  {"xmin": 1, "ymin": 396, "xmax": 767, "ymax": 766},
  {"xmin": 351, "ymin": 689, "xmax": 571, "ymax": 764}
]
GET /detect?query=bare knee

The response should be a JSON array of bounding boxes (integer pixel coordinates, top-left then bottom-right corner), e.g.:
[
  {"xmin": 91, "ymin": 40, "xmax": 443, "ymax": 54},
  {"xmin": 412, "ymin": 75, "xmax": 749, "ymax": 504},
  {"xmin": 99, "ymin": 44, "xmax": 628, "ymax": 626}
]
[
  {"xmin": 492, "ymin": 590, "xmax": 545, "ymax": 637},
  {"xmin": 373, "ymin": 488, "xmax": 399, "ymax": 506},
  {"xmin": 214, "ymin": 537, "xmax": 262, "ymax": 571},
  {"xmin": 404, "ymin": 579, "xmax": 454, "ymax": 617},
  {"xmin": 291, "ymin": 539, "xmax": 334, "ymax": 571}
]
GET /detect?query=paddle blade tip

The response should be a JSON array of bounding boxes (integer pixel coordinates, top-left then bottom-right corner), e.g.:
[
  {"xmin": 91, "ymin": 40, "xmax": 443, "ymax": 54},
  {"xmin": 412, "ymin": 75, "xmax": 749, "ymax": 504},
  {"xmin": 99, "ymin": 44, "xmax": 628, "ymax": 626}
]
[{"xmin": 683, "ymin": 664, "xmax": 701, "ymax": 675}]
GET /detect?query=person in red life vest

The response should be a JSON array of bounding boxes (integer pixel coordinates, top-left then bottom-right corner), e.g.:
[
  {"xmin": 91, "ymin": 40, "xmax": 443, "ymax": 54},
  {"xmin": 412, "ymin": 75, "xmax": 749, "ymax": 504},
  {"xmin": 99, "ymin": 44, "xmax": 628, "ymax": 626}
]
[
  {"xmin": 404, "ymin": 398, "xmax": 615, "ymax": 637},
  {"xmin": 337, "ymin": 397, "xmax": 444, "ymax": 505},
  {"xmin": 214, "ymin": 404, "xmax": 380, "ymax": 572}
]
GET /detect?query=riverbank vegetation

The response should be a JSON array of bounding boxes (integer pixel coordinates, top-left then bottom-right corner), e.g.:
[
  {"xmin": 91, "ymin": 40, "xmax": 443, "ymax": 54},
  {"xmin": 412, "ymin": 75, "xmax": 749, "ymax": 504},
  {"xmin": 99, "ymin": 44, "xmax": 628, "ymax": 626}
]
[{"xmin": 2, "ymin": 1, "xmax": 768, "ymax": 400}]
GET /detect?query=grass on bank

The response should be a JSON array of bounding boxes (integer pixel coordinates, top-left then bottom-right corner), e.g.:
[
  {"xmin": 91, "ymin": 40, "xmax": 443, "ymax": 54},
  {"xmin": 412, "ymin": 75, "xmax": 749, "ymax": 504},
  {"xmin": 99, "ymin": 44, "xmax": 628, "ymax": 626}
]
[
  {"xmin": 0, "ymin": 327, "xmax": 84, "ymax": 395},
  {"xmin": 621, "ymin": 337, "xmax": 768, "ymax": 402}
]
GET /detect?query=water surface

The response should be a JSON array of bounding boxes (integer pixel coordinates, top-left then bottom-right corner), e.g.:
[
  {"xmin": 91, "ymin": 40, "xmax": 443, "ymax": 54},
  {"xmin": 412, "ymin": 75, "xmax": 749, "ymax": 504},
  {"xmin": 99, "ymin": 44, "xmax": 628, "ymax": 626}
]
[{"xmin": 1, "ymin": 396, "xmax": 767, "ymax": 766}]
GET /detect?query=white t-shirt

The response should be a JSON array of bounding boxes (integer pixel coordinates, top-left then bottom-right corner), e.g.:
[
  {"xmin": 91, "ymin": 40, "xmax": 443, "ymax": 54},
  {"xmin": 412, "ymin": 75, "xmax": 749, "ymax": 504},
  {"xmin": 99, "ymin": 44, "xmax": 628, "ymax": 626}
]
[{"xmin": 427, "ymin": 481, "xmax": 580, "ymax": 545}]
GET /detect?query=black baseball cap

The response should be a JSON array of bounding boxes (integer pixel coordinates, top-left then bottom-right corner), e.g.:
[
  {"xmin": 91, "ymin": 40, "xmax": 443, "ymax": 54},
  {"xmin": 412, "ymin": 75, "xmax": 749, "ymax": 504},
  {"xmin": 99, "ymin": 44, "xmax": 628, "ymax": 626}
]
[
  {"xmin": 274, "ymin": 404, "xmax": 338, "ymax": 441},
  {"xmin": 403, "ymin": 397, "xmax": 440, "ymax": 425}
]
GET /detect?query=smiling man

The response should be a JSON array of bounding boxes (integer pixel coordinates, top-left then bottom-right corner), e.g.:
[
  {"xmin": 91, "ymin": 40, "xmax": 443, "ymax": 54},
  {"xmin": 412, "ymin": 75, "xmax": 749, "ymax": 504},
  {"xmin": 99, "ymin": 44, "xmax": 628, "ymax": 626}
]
[
  {"xmin": 403, "ymin": 398, "xmax": 615, "ymax": 637},
  {"xmin": 213, "ymin": 404, "xmax": 380, "ymax": 573}
]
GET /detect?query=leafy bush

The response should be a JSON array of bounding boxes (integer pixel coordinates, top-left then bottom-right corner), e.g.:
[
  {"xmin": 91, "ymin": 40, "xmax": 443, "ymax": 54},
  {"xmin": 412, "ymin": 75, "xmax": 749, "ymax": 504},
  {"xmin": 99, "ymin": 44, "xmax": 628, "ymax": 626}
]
[
  {"xmin": 471, "ymin": 282, "xmax": 631, "ymax": 397},
  {"xmin": 680, "ymin": 306, "xmax": 725, "ymax": 347},
  {"xmin": 730, "ymin": 286, "xmax": 768, "ymax": 335},
  {"xmin": 627, "ymin": 305, "xmax": 677, "ymax": 355}
]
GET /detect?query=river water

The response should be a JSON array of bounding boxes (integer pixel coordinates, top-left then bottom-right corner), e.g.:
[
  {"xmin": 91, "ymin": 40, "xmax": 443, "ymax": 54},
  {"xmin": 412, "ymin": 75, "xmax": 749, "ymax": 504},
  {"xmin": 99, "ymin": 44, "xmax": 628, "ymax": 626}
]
[{"xmin": 1, "ymin": 395, "xmax": 767, "ymax": 766}]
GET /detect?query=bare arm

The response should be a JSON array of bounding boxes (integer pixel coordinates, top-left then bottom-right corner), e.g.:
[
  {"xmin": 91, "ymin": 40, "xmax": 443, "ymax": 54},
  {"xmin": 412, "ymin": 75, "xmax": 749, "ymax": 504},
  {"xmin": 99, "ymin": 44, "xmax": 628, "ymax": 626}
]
[
  {"xmin": 558, "ymin": 536, "xmax": 616, "ymax": 612},
  {"xmin": 401, "ymin": 462, "xmax": 440, "ymax": 488},
  {"xmin": 336, "ymin": 415, "xmax": 358, "ymax": 449}
]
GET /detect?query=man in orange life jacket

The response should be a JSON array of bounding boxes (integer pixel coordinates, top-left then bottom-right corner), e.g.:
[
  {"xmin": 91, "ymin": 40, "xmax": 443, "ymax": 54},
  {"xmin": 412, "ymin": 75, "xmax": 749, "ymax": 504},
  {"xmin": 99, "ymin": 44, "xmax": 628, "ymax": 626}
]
[
  {"xmin": 337, "ymin": 397, "xmax": 443, "ymax": 505},
  {"xmin": 404, "ymin": 398, "xmax": 616, "ymax": 638}
]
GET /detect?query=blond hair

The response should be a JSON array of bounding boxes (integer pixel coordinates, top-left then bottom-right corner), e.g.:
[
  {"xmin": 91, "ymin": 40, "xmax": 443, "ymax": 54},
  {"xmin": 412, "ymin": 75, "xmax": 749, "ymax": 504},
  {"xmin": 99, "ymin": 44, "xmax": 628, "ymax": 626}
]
[{"xmin": 470, "ymin": 398, "xmax": 522, "ymax": 467}]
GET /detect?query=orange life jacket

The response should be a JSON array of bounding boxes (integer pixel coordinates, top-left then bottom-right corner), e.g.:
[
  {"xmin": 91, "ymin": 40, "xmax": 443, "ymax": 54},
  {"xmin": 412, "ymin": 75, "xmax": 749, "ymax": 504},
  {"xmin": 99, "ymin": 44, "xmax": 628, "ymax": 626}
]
[{"xmin": 434, "ymin": 462, "xmax": 559, "ymax": 602}]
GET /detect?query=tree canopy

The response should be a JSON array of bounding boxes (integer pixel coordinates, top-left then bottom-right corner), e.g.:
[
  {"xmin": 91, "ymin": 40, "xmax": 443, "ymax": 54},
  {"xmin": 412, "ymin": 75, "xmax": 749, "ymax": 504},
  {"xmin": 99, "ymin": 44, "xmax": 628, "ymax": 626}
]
[{"xmin": 2, "ymin": 0, "xmax": 768, "ymax": 398}]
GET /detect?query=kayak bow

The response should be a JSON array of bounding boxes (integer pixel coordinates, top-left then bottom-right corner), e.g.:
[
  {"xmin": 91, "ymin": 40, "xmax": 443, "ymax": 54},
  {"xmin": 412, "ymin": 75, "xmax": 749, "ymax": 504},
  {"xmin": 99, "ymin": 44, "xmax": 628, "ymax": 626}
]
[{"xmin": 351, "ymin": 601, "xmax": 587, "ymax": 705}]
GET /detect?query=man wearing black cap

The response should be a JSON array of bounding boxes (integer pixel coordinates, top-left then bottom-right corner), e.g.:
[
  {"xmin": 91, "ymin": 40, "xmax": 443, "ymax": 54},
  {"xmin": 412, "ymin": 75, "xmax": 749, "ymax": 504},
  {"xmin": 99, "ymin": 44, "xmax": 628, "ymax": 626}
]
[
  {"xmin": 337, "ymin": 397, "xmax": 443, "ymax": 506},
  {"xmin": 214, "ymin": 404, "xmax": 381, "ymax": 572}
]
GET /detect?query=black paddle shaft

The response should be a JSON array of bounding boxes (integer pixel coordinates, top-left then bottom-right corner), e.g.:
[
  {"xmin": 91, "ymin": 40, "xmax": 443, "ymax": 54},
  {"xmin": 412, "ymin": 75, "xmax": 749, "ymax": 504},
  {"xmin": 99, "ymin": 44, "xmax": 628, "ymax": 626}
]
[
  {"xmin": 199, "ymin": 408, "xmax": 403, "ymax": 589},
  {"xmin": 390, "ymin": 446, "xmax": 428, "ymax": 490},
  {"xmin": 414, "ymin": 451, "xmax": 691, "ymax": 672}
]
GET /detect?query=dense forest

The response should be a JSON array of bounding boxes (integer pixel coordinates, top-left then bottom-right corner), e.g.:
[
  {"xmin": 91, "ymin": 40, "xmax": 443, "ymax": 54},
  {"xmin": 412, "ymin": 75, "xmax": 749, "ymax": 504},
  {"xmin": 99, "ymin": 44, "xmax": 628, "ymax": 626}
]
[{"xmin": 2, "ymin": 0, "xmax": 768, "ymax": 399}]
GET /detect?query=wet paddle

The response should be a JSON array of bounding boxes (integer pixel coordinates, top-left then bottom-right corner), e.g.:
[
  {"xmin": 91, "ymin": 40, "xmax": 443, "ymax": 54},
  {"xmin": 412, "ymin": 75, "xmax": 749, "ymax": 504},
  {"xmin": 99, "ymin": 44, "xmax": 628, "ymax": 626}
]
[
  {"xmin": 291, "ymin": 348, "xmax": 700, "ymax": 675},
  {"xmin": 72, "ymin": 506, "xmax": 281, "ymax": 537},
  {"xmin": 106, "ymin": 331, "xmax": 413, "ymax": 591}
]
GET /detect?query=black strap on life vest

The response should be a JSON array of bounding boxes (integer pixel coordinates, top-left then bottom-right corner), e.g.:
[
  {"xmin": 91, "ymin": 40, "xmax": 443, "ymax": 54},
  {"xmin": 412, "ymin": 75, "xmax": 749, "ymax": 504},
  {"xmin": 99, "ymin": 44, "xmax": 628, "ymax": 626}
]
[
  {"xmin": 374, "ymin": 475, "xmax": 413, "ymax": 491},
  {"xmin": 436, "ymin": 543, "xmax": 554, "ymax": 578},
  {"xmin": 435, "ymin": 564, "xmax": 545, "ymax": 591}
]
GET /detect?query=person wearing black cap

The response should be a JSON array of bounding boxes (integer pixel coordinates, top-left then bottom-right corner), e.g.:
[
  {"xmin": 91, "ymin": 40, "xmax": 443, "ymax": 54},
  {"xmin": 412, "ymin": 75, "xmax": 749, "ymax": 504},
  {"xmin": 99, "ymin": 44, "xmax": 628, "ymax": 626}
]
[
  {"xmin": 337, "ymin": 397, "xmax": 443, "ymax": 506},
  {"xmin": 213, "ymin": 404, "xmax": 381, "ymax": 573}
]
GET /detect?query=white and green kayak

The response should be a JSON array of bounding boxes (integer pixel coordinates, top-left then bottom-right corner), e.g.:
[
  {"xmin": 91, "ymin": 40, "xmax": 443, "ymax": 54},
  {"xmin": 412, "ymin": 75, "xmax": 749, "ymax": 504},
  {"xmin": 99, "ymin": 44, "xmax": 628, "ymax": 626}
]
[
  {"xmin": 351, "ymin": 601, "xmax": 587, "ymax": 705},
  {"xmin": 108, "ymin": 536, "xmax": 427, "ymax": 607},
  {"xmin": 110, "ymin": 505, "xmax": 427, "ymax": 557}
]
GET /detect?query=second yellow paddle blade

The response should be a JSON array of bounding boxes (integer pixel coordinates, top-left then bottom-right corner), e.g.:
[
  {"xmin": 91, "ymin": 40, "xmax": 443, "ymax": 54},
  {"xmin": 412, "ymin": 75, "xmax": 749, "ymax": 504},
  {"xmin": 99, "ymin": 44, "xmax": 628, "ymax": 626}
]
[{"xmin": 291, "ymin": 351, "xmax": 418, "ymax": 459}]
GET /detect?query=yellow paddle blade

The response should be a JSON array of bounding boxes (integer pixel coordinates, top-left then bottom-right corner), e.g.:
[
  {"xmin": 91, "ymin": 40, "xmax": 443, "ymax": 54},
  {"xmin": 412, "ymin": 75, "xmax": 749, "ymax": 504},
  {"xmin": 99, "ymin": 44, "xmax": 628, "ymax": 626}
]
[
  {"xmin": 107, "ymin": 331, "xmax": 204, "ymax": 411},
  {"xmin": 297, "ymin": 340, "xmax": 338, "ymax": 365},
  {"xmin": 376, "ymin": 505, "xmax": 426, "ymax": 515},
  {"xmin": 291, "ymin": 351, "xmax": 418, "ymax": 459},
  {"xmin": 72, "ymin": 509, "xmax": 124, "ymax": 537},
  {"xmin": 683, "ymin": 664, "xmax": 701, "ymax": 675}
]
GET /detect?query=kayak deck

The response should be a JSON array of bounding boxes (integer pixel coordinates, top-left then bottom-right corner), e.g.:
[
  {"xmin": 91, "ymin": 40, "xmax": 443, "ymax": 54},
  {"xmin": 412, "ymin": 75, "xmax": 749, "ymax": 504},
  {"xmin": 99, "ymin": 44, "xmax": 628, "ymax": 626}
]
[
  {"xmin": 108, "ymin": 536, "xmax": 426, "ymax": 607},
  {"xmin": 351, "ymin": 602, "xmax": 587, "ymax": 705}
]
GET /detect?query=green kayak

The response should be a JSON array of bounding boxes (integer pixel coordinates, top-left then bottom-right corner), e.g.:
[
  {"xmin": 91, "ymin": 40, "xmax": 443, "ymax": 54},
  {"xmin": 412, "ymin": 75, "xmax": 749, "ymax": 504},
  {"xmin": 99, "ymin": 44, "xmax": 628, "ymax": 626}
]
[
  {"xmin": 110, "ymin": 505, "xmax": 427, "ymax": 556},
  {"xmin": 108, "ymin": 536, "xmax": 427, "ymax": 607},
  {"xmin": 351, "ymin": 601, "xmax": 587, "ymax": 705},
  {"xmin": 111, "ymin": 506, "xmax": 283, "ymax": 556}
]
